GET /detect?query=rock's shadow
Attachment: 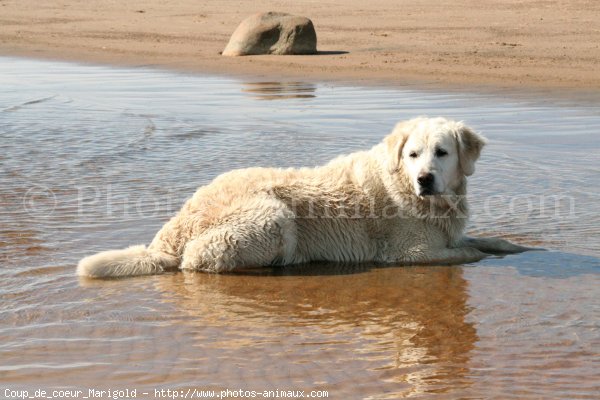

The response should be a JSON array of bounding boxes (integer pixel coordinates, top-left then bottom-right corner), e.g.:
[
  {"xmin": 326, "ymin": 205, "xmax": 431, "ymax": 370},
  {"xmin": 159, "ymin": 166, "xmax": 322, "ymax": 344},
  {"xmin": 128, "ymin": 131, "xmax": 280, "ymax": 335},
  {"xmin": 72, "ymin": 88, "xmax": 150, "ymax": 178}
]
[{"xmin": 316, "ymin": 50, "xmax": 349, "ymax": 55}]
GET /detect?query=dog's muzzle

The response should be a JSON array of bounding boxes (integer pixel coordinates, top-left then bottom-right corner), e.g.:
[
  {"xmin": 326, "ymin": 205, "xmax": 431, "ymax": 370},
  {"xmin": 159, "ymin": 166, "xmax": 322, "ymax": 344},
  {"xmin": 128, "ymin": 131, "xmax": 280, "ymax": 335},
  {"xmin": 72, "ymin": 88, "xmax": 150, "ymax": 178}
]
[{"xmin": 417, "ymin": 172, "xmax": 436, "ymax": 196}]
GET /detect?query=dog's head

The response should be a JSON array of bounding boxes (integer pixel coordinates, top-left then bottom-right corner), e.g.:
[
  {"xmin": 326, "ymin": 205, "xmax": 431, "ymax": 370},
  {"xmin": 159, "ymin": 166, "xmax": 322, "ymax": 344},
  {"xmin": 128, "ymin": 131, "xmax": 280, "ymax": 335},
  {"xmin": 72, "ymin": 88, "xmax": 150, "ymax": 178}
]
[{"xmin": 385, "ymin": 117, "xmax": 486, "ymax": 197}]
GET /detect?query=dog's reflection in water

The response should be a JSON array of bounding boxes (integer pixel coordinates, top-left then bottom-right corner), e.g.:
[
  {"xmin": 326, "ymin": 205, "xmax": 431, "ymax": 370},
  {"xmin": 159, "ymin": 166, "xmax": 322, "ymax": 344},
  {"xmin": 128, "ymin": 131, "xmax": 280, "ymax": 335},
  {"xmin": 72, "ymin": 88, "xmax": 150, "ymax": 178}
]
[{"xmin": 153, "ymin": 263, "xmax": 477, "ymax": 396}]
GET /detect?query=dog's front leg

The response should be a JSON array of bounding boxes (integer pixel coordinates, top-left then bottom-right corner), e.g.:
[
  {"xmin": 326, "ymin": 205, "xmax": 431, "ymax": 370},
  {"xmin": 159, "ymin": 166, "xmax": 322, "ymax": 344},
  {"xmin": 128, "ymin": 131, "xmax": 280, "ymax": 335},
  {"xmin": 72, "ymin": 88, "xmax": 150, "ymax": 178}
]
[
  {"xmin": 460, "ymin": 236, "xmax": 531, "ymax": 254},
  {"xmin": 383, "ymin": 246, "xmax": 489, "ymax": 265},
  {"xmin": 421, "ymin": 246, "xmax": 489, "ymax": 265}
]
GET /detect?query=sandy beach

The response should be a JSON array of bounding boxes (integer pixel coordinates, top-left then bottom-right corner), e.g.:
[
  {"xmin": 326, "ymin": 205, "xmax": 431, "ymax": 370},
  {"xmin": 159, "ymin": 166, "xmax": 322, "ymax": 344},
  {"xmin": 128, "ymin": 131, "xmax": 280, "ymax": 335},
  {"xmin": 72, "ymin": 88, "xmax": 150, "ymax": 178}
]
[
  {"xmin": 3, "ymin": 56, "xmax": 600, "ymax": 398},
  {"xmin": 3, "ymin": 3, "xmax": 600, "ymax": 393},
  {"xmin": 1, "ymin": 0, "xmax": 599, "ymax": 90}
]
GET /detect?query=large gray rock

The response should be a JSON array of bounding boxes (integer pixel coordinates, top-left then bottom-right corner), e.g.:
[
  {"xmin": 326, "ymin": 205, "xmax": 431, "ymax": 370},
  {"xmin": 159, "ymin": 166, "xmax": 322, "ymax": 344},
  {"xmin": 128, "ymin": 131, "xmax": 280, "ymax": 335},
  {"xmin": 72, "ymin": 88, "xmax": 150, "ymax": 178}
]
[{"xmin": 222, "ymin": 12, "xmax": 317, "ymax": 56}]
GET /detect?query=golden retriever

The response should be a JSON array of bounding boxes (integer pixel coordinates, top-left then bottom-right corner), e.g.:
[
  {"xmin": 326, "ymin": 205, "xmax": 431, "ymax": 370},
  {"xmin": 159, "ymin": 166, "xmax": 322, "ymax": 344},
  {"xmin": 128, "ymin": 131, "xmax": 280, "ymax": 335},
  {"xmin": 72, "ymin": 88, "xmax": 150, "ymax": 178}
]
[{"xmin": 77, "ymin": 117, "xmax": 527, "ymax": 277}]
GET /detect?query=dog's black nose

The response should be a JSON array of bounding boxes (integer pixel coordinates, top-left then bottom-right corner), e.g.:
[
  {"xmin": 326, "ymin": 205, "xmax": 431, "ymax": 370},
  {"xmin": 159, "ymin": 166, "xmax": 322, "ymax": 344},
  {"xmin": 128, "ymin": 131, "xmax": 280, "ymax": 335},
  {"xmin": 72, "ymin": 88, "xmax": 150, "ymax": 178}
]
[{"xmin": 417, "ymin": 172, "xmax": 434, "ymax": 187}]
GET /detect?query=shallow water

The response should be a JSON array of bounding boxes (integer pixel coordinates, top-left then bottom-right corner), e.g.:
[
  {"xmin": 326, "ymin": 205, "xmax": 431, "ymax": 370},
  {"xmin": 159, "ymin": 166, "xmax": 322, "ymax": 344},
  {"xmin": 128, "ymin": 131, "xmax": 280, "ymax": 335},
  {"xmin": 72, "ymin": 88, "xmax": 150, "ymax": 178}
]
[{"xmin": 1, "ymin": 57, "xmax": 599, "ymax": 399}]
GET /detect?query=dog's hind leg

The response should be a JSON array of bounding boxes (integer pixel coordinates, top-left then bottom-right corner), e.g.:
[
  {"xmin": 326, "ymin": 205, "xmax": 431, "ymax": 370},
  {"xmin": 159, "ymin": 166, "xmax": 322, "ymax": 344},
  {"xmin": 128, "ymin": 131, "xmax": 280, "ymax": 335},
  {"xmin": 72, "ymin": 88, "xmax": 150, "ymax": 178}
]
[{"xmin": 180, "ymin": 198, "xmax": 297, "ymax": 273}]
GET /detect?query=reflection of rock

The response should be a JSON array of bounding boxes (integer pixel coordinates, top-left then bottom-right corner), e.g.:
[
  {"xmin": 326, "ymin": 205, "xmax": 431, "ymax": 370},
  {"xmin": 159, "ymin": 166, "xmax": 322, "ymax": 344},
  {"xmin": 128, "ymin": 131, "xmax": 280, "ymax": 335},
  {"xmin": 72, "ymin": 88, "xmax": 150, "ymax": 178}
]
[
  {"xmin": 242, "ymin": 81, "xmax": 316, "ymax": 100},
  {"xmin": 222, "ymin": 12, "xmax": 317, "ymax": 56},
  {"xmin": 154, "ymin": 264, "xmax": 477, "ymax": 396}
]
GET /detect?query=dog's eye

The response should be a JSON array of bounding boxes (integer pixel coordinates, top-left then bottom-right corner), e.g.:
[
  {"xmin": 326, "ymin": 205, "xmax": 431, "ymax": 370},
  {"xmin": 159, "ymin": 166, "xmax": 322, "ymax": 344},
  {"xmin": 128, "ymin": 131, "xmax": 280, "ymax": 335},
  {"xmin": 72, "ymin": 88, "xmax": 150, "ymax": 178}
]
[
  {"xmin": 408, "ymin": 151, "xmax": 418, "ymax": 158},
  {"xmin": 435, "ymin": 148, "xmax": 448, "ymax": 157}
]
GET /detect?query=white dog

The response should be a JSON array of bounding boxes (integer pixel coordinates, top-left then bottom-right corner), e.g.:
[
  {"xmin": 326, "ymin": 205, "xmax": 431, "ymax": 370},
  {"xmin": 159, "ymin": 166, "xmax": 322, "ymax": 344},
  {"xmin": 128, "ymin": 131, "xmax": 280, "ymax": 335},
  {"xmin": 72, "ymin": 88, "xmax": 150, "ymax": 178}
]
[{"xmin": 77, "ymin": 117, "xmax": 528, "ymax": 278}]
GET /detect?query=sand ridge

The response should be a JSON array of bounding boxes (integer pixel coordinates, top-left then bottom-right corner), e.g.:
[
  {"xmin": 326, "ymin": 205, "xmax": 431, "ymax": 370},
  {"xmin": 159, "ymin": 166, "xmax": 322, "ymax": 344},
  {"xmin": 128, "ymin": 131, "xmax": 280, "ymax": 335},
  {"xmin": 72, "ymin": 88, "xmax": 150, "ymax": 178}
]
[{"xmin": 1, "ymin": 0, "xmax": 599, "ymax": 89}]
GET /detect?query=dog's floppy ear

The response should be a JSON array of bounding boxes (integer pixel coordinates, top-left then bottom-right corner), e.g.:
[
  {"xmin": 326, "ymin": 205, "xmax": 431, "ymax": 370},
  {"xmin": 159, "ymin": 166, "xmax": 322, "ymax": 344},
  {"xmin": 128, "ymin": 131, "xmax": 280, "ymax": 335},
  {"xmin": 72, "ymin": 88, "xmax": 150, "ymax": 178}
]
[
  {"xmin": 454, "ymin": 123, "xmax": 486, "ymax": 176},
  {"xmin": 384, "ymin": 121, "xmax": 411, "ymax": 174}
]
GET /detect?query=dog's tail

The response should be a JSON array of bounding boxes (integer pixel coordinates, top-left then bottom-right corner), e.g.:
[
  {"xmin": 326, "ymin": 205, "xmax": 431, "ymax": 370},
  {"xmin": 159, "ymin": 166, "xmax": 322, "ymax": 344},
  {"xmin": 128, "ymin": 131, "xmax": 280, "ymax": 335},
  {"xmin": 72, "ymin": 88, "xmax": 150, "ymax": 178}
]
[{"xmin": 76, "ymin": 245, "xmax": 179, "ymax": 278}]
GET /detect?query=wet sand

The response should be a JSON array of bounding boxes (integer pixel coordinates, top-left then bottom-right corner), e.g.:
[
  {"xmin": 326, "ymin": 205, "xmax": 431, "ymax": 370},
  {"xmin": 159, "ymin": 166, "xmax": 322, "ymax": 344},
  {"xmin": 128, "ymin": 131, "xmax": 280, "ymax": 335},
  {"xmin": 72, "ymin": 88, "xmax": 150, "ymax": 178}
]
[{"xmin": 1, "ymin": 0, "xmax": 600, "ymax": 90}]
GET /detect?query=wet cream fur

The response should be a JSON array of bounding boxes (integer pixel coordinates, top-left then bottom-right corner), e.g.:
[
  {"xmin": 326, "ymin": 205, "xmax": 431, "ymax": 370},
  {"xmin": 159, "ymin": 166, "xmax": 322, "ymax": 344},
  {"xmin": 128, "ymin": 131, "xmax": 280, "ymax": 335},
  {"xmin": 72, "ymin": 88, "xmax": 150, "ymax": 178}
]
[{"xmin": 77, "ymin": 117, "xmax": 528, "ymax": 278}]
